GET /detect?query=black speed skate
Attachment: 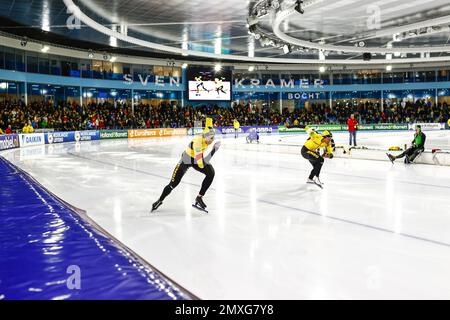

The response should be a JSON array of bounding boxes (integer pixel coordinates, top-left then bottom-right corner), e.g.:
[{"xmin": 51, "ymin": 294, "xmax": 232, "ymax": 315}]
[
  {"xmin": 386, "ymin": 153, "xmax": 395, "ymax": 164},
  {"xmin": 307, "ymin": 178, "xmax": 323, "ymax": 189},
  {"xmin": 151, "ymin": 200, "xmax": 163, "ymax": 213},
  {"xmin": 192, "ymin": 196, "xmax": 208, "ymax": 213}
]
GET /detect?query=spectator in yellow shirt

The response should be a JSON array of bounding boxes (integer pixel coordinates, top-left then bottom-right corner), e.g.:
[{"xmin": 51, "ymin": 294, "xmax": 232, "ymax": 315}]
[
  {"xmin": 233, "ymin": 119, "xmax": 240, "ymax": 139},
  {"xmin": 22, "ymin": 121, "xmax": 34, "ymax": 134}
]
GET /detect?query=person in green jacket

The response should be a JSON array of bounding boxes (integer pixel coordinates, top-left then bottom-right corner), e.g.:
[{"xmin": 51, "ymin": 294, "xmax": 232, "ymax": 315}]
[{"xmin": 387, "ymin": 125, "xmax": 426, "ymax": 164}]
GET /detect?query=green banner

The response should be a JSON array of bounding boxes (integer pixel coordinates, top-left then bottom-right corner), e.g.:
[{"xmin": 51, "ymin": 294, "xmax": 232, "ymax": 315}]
[
  {"xmin": 373, "ymin": 124, "xmax": 408, "ymax": 130},
  {"xmin": 357, "ymin": 124, "xmax": 375, "ymax": 130},
  {"xmin": 309, "ymin": 124, "xmax": 344, "ymax": 131},
  {"xmin": 100, "ymin": 130, "xmax": 128, "ymax": 139},
  {"xmin": 278, "ymin": 126, "xmax": 305, "ymax": 133}
]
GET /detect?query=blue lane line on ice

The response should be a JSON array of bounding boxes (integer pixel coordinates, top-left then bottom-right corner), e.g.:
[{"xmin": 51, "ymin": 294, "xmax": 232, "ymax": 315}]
[
  {"xmin": 0, "ymin": 156, "xmax": 193, "ymax": 300},
  {"xmin": 66, "ymin": 152, "xmax": 450, "ymax": 249}
]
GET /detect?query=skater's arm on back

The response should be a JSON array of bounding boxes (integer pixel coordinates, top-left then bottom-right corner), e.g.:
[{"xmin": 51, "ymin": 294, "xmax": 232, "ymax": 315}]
[
  {"xmin": 193, "ymin": 138, "xmax": 205, "ymax": 168},
  {"xmin": 204, "ymin": 141, "xmax": 221, "ymax": 163}
]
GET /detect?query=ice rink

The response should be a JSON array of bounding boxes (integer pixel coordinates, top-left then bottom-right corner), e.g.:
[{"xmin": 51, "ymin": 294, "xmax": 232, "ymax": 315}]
[{"xmin": 2, "ymin": 130, "xmax": 450, "ymax": 299}]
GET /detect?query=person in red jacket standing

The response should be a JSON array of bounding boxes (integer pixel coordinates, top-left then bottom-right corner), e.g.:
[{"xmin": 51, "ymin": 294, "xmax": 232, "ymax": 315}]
[{"xmin": 347, "ymin": 114, "xmax": 358, "ymax": 146}]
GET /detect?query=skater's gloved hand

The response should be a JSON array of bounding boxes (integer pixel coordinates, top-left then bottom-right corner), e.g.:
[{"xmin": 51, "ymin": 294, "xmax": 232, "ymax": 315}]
[
  {"xmin": 323, "ymin": 153, "xmax": 333, "ymax": 159},
  {"xmin": 214, "ymin": 141, "xmax": 221, "ymax": 149}
]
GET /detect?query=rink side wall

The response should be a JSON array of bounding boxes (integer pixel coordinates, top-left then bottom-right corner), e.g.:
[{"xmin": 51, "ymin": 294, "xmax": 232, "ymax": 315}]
[{"xmin": 1, "ymin": 122, "xmax": 449, "ymax": 166}]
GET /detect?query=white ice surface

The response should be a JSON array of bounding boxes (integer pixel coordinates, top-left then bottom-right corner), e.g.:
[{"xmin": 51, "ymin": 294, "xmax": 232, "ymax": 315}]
[{"xmin": 2, "ymin": 131, "xmax": 450, "ymax": 299}]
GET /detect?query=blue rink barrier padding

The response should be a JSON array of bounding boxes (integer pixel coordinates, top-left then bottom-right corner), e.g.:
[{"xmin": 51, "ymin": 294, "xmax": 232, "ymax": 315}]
[{"xmin": 0, "ymin": 156, "xmax": 194, "ymax": 300}]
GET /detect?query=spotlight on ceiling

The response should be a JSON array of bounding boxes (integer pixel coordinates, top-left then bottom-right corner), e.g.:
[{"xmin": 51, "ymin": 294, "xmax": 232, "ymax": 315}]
[
  {"xmin": 295, "ymin": 0, "xmax": 304, "ymax": 14},
  {"xmin": 20, "ymin": 37, "xmax": 28, "ymax": 47},
  {"xmin": 271, "ymin": 0, "xmax": 280, "ymax": 9},
  {"xmin": 386, "ymin": 53, "xmax": 393, "ymax": 60},
  {"xmin": 319, "ymin": 66, "xmax": 326, "ymax": 73},
  {"xmin": 386, "ymin": 65, "xmax": 392, "ymax": 71},
  {"xmin": 110, "ymin": 56, "xmax": 117, "ymax": 62},
  {"xmin": 40, "ymin": 45, "xmax": 50, "ymax": 53},
  {"xmin": 283, "ymin": 44, "xmax": 292, "ymax": 54},
  {"xmin": 88, "ymin": 50, "xmax": 94, "ymax": 59},
  {"xmin": 182, "ymin": 63, "xmax": 188, "ymax": 69},
  {"xmin": 214, "ymin": 63, "xmax": 222, "ymax": 72},
  {"xmin": 248, "ymin": 66, "xmax": 255, "ymax": 72}
]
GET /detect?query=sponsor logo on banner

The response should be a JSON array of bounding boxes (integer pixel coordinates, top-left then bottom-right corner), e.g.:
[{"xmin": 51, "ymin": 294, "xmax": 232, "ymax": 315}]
[
  {"xmin": 373, "ymin": 124, "xmax": 408, "ymax": 130},
  {"xmin": 19, "ymin": 133, "xmax": 45, "ymax": 147},
  {"xmin": 408, "ymin": 123, "xmax": 445, "ymax": 131},
  {"xmin": 75, "ymin": 130, "xmax": 100, "ymax": 141},
  {"xmin": 128, "ymin": 128, "xmax": 187, "ymax": 138},
  {"xmin": 308, "ymin": 124, "xmax": 343, "ymax": 131},
  {"xmin": 0, "ymin": 134, "xmax": 20, "ymax": 150},
  {"xmin": 45, "ymin": 132, "xmax": 72, "ymax": 144},
  {"xmin": 216, "ymin": 126, "xmax": 278, "ymax": 134},
  {"xmin": 187, "ymin": 128, "xmax": 205, "ymax": 136},
  {"xmin": 100, "ymin": 130, "xmax": 128, "ymax": 139}
]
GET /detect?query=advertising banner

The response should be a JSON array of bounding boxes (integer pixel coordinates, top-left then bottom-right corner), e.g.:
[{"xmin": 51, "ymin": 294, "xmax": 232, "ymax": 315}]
[
  {"xmin": 44, "ymin": 130, "xmax": 100, "ymax": 144},
  {"xmin": 76, "ymin": 130, "xmax": 100, "ymax": 142},
  {"xmin": 100, "ymin": 130, "xmax": 129, "ymax": 139},
  {"xmin": 128, "ymin": 128, "xmax": 187, "ymax": 139},
  {"xmin": 45, "ymin": 131, "xmax": 73, "ymax": 144},
  {"xmin": 187, "ymin": 128, "xmax": 205, "ymax": 136},
  {"xmin": 0, "ymin": 134, "xmax": 20, "ymax": 151},
  {"xmin": 19, "ymin": 133, "xmax": 45, "ymax": 147},
  {"xmin": 373, "ymin": 124, "xmax": 408, "ymax": 130},
  {"xmin": 279, "ymin": 125, "xmax": 343, "ymax": 133},
  {"xmin": 408, "ymin": 123, "xmax": 446, "ymax": 131},
  {"xmin": 308, "ymin": 124, "xmax": 344, "ymax": 131},
  {"xmin": 216, "ymin": 126, "xmax": 278, "ymax": 135}
]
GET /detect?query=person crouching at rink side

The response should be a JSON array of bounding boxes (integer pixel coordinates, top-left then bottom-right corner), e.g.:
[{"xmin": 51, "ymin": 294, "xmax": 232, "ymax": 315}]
[
  {"xmin": 347, "ymin": 114, "xmax": 358, "ymax": 146},
  {"xmin": 246, "ymin": 128, "xmax": 259, "ymax": 143},
  {"xmin": 387, "ymin": 125, "xmax": 426, "ymax": 164},
  {"xmin": 233, "ymin": 119, "xmax": 240, "ymax": 138},
  {"xmin": 301, "ymin": 128, "xmax": 334, "ymax": 186},
  {"xmin": 151, "ymin": 127, "xmax": 221, "ymax": 213}
]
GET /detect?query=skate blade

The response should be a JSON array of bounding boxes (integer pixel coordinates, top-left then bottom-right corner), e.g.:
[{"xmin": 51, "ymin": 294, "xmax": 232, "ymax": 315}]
[
  {"xmin": 307, "ymin": 181, "xmax": 323, "ymax": 189},
  {"xmin": 386, "ymin": 153, "xmax": 395, "ymax": 164},
  {"xmin": 192, "ymin": 204, "xmax": 208, "ymax": 213}
]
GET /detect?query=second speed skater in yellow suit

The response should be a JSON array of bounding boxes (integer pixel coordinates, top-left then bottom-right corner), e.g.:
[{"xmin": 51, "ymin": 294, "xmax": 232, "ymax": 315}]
[
  {"xmin": 301, "ymin": 129, "xmax": 334, "ymax": 186},
  {"xmin": 152, "ymin": 127, "xmax": 220, "ymax": 212}
]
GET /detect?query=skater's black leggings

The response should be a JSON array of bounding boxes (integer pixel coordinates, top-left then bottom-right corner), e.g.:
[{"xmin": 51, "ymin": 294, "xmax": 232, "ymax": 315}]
[
  {"xmin": 395, "ymin": 146, "xmax": 424, "ymax": 161},
  {"xmin": 301, "ymin": 146, "xmax": 324, "ymax": 179},
  {"xmin": 159, "ymin": 155, "xmax": 215, "ymax": 201}
]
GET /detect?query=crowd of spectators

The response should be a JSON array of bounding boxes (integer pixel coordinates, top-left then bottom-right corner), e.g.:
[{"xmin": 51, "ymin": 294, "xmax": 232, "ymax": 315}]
[{"xmin": 0, "ymin": 98, "xmax": 448, "ymax": 133}]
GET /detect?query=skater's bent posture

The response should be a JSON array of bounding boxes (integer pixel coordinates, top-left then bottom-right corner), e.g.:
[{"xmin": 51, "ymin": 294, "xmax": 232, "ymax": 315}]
[
  {"xmin": 152, "ymin": 128, "xmax": 220, "ymax": 213},
  {"xmin": 387, "ymin": 125, "xmax": 426, "ymax": 164},
  {"xmin": 246, "ymin": 128, "xmax": 259, "ymax": 143},
  {"xmin": 301, "ymin": 129, "xmax": 334, "ymax": 186}
]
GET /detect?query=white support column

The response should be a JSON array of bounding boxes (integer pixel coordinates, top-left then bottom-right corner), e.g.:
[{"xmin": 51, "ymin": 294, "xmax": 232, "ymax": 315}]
[
  {"xmin": 381, "ymin": 90, "xmax": 384, "ymax": 112},
  {"xmin": 24, "ymin": 81, "xmax": 28, "ymax": 105},
  {"xmin": 329, "ymin": 91, "xmax": 332, "ymax": 110},
  {"xmin": 279, "ymin": 92, "xmax": 282, "ymax": 113},
  {"xmin": 79, "ymin": 86, "xmax": 83, "ymax": 106},
  {"xmin": 436, "ymin": 88, "xmax": 438, "ymax": 106},
  {"xmin": 131, "ymin": 88, "xmax": 135, "ymax": 114}
]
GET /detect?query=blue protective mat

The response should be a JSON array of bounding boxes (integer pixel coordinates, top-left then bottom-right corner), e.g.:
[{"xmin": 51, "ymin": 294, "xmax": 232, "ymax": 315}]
[{"xmin": 0, "ymin": 156, "xmax": 193, "ymax": 300}]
